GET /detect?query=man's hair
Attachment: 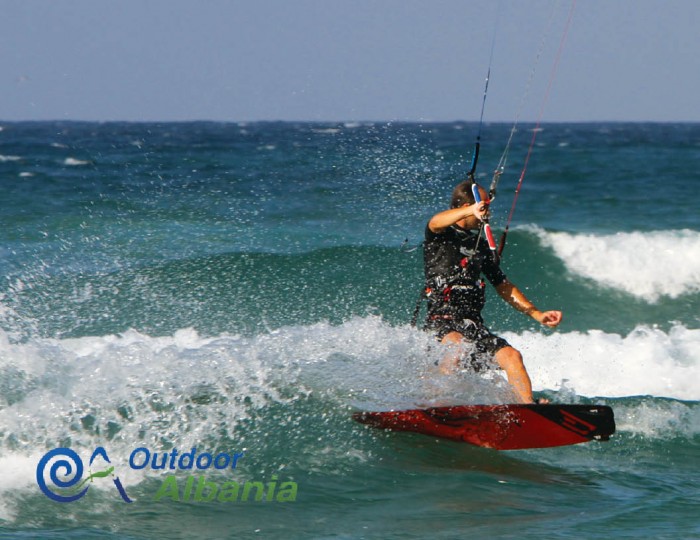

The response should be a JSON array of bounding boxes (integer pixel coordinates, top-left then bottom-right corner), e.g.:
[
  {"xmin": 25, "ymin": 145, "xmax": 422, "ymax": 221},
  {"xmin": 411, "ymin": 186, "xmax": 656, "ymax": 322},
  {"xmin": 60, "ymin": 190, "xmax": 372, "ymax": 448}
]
[{"xmin": 451, "ymin": 181, "xmax": 477, "ymax": 208}]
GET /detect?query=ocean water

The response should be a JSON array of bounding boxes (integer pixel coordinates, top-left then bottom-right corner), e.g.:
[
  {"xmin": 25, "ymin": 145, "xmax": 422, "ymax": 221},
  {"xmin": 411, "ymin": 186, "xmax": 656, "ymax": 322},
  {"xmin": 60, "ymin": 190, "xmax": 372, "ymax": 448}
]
[{"xmin": 0, "ymin": 121, "xmax": 698, "ymax": 539}]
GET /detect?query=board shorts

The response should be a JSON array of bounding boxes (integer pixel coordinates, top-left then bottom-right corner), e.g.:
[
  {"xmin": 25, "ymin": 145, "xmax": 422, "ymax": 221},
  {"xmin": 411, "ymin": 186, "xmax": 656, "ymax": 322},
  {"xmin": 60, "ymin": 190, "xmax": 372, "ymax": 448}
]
[{"xmin": 425, "ymin": 315, "xmax": 511, "ymax": 371}]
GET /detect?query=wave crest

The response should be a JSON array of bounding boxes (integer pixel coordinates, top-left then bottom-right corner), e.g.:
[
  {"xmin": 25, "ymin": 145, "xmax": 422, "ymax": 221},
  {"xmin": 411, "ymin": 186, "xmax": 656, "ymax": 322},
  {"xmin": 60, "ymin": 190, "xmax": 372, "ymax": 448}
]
[{"xmin": 529, "ymin": 226, "xmax": 700, "ymax": 302}]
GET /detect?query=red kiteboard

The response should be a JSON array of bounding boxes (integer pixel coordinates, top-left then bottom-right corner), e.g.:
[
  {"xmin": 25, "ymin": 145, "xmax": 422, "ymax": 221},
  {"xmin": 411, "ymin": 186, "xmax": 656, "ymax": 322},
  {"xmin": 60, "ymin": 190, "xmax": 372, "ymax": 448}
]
[{"xmin": 353, "ymin": 404, "xmax": 615, "ymax": 450}]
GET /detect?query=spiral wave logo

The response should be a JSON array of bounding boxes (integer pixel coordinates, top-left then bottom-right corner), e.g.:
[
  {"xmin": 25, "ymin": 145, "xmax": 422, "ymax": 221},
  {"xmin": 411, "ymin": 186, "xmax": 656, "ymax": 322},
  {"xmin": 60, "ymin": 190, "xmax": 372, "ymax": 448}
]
[
  {"xmin": 36, "ymin": 447, "xmax": 132, "ymax": 503},
  {"xmin": 36, "ymin": 448, "xmax": 88, "ymax": 502}
]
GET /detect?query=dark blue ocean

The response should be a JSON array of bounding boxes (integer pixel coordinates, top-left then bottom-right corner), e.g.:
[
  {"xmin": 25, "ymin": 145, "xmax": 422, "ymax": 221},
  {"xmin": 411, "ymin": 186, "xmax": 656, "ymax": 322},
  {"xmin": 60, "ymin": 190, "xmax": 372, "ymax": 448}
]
[{"xmin": 0, "ymin": 121, "xmax": 698, "ymax": 539}]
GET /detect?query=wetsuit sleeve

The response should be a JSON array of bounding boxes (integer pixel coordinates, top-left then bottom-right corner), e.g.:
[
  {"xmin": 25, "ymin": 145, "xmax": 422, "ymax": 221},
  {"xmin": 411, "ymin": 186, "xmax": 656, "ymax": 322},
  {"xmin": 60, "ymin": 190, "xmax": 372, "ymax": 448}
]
[
  {"xmin": 425, "ymin": 223, "xmax": 438, "ymax": 241},
  {"xmin": 481, "ymin": 244, "xmax": 507, "ymax": 287}
]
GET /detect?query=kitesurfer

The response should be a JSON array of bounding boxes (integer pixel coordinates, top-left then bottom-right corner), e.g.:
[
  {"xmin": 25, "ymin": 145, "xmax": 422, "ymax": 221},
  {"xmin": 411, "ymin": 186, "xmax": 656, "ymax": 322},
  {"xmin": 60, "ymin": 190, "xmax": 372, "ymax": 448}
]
[{"xmin": 423, "ymin": 181, "xmax": 562, "ymax": 404}]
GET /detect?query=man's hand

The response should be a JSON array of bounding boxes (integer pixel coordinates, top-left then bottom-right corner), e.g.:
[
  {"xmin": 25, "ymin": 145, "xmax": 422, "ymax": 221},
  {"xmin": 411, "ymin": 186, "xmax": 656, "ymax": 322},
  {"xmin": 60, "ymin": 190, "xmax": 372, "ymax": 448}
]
[
  {"xmin": 533, "ymin": 310, "xmax": 563, "ymax": 328},
  {"xmin": 472, "ymin": 201, "xmax": 490, "ymax": 221}
]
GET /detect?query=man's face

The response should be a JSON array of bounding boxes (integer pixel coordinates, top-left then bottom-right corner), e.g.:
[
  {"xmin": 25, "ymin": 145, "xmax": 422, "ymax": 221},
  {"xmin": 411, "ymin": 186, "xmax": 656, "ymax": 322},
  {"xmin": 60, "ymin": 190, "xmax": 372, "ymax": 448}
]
[{"xmin": 462, "ymin": 186, "xmax": 490, "ymax": 229}]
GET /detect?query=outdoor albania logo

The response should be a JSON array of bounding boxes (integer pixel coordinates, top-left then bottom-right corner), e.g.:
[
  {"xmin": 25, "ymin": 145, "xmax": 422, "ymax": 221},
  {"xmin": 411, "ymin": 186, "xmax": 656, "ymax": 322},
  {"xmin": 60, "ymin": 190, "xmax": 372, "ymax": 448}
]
[{"xmin": 36, "ymin": 447, "xmax": 132, "ymax": 503}]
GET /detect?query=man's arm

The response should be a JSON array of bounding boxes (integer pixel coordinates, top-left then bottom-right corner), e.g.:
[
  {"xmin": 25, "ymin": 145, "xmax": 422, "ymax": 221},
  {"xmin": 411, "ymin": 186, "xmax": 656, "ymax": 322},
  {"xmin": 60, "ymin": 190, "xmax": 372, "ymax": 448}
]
[
  {"xmin": 428, "ymin": 202, "xmax": 488, "ymax": 233},
  {"xmin": 495, "ymin": 280, "xmax": 563, "ymax": 328}
]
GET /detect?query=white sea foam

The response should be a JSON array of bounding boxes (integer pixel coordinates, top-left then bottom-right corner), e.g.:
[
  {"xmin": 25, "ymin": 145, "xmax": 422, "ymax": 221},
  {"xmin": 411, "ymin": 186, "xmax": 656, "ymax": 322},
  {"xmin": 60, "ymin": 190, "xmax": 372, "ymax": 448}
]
[
  {"xmin": 0, "ymin": 155, "xmax": 21, "ymax": 162},
  {"xmin": 613, "ymin": 399, "xmax": 700, "ymax": 439},
  {"xmin": 0, "ymin": 319, "xmax": 696, "ymax": 451},
  {"xmin": 63, "ymin": 157, "xmax": 90, "ymax": 166},
  {"xmin": 529, "ymin": 226, "xmax": 700, "ymax": 302},
  {"xmin": 504, "ymin": 324, "xmax": 700, "ymax": 400},
  {"xmin": 311, "ymin": 128, "xmax": 340, "ymax": 134},
  {"xmin": 0, "ymin": 318, "xmax": 698, "ymax": 510}
]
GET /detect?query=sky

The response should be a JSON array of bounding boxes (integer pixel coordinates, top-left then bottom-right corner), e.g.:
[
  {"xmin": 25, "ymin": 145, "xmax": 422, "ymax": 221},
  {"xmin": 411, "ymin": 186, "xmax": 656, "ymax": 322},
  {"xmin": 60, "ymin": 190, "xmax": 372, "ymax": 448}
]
[{"xmin": 1, "ymin": 0, "xmax": 699, "ymax": 123}]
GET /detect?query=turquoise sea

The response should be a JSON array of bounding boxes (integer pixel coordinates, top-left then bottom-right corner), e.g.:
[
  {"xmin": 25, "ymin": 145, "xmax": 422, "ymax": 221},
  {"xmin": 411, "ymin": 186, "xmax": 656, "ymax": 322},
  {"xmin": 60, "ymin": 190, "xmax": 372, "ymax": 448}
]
[{"xmin": 0, "ymin": 121, "xmax": 698, "ymax": 539}]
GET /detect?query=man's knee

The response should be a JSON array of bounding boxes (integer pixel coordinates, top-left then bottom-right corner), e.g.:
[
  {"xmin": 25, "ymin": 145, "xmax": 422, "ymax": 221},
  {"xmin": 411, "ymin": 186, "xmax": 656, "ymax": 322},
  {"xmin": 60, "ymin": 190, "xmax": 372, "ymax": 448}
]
[
  {"xmin": 495, "ymin": 346, "xmax": 524, "ymax": 369},
  {"xmin": 440, "ymin": 331, "xmax": 464, "ymax": 345}
]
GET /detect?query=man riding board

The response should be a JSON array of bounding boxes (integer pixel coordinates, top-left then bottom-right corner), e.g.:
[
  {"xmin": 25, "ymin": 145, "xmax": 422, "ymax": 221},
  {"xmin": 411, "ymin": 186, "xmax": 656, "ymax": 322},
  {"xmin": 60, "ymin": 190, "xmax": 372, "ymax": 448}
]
[{"xmin": 423, "ymin": 180, "xmax": 562, "ymax": 404}]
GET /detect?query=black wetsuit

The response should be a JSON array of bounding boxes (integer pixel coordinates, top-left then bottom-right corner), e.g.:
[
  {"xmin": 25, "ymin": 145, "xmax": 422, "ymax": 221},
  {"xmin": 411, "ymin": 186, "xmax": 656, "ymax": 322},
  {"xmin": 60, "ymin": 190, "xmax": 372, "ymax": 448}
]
[{"xmin": 423, "ymin": 223, "xmax": 510, "ymax": 364}]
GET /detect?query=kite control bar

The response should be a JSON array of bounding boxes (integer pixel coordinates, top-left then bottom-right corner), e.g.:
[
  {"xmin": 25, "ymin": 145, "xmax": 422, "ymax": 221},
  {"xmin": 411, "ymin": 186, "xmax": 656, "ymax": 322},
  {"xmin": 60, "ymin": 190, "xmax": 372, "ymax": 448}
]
[{"xmin": 471, "ymin": 184, "xmax": 498, "ymax": 261}]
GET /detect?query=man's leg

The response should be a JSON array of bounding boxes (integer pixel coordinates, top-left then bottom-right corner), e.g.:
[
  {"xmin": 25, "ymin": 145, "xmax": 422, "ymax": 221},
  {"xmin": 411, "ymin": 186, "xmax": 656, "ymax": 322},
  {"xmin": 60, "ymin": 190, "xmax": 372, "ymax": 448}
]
[
  {"xmin": 439, "ymin": 335, "xmax": 548, "ymax": 404},
  {"xmin": 493, "ymin": 346, "xmax": 541, "ymax": 404},
  {"xmin": 437, "ymin": 331, "xmax": 466, "ymax": 374}
]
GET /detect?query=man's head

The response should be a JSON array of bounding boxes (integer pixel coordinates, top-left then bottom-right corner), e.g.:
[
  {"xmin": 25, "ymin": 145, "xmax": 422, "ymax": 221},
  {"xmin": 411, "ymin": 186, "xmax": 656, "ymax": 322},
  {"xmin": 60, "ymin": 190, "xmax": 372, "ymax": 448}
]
[{"xmin": 451, "ymin": 181, "xmax": 488, "ymax": 208}]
